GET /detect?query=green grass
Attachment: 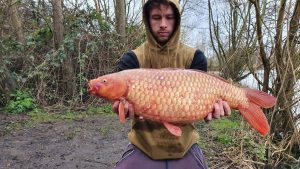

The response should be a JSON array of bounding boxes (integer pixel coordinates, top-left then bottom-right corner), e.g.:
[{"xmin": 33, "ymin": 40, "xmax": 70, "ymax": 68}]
[
  {"xmin": 195, "ymin": 113, "xmax": 241, "ymax": 147},
  {"xmin": 241, "ymin": 134, "xmax": 267, "ymax": 161},
  {"xmin": 210, "ymin": 117, "xmax": 239, "ymax": 145},
  {"xmin": 86, "ymin": 104, "xmax": 115, "ymax": 116},
  {"xmin": 195, "ymin": 112, "xmax": 269, "ymax": 164},
  {"xmin": 99, "ymin": 126, "xmax": 110, "ymax": 136}
]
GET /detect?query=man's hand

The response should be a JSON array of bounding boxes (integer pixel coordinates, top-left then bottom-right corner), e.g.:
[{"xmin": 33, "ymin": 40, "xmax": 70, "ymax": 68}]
[
  {"xmin": 204, "ymin": 100, "xmax": 231, "ymax": 122},
  {"xmin": 113, "ymin": 99, "xmax": 231, "ymax": 122},
  {"xmin": 112, "ymin": 100, "xmax": 135, "ymax": 119}
]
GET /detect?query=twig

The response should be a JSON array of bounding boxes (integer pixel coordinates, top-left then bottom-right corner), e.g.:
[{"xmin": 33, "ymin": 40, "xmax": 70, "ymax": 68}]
[{"xmin": 243, "ymin": 159, "xmax": 265, "ymax": 166}]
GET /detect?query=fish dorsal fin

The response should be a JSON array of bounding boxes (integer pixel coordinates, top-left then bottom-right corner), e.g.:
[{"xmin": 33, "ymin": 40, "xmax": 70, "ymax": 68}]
[{"xmin": 200, "ymin": 70, "xmax": 231, "ymax": 84}]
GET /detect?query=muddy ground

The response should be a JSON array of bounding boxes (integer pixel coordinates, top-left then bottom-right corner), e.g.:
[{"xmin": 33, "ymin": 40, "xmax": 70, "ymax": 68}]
[
  {"xmin": 0, "ymin": 107, "xmax": 229, "ymax": 169},
  {"xmin": 0, "ymin": 113, "xmax": 131, "ymax": 169},
  {"xmin": 1, "ymin": 111, "xmax": 298, "ymax": 169}
]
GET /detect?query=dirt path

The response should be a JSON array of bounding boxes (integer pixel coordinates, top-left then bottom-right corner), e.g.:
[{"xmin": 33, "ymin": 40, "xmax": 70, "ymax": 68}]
[
  {"xmin": 0, "ymin": 114, "xmax": 131, "ymax": 169},
  {"xmin": 0, "ymin": 110, "xmax": 224, "ymax": 169}
]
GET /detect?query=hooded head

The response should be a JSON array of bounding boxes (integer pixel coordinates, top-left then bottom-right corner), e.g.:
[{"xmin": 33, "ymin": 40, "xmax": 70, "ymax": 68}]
[
  {"xmin": 133, "ymin": 0, "xmax": 196, "ymax": 68},
  {"xmin": 143, "ymin": 0, "xmax": 181, "ymax": 48}
]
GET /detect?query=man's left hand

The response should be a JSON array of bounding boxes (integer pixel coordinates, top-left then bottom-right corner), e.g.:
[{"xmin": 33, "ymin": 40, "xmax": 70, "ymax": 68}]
[{"xmin": 204, "ymin": 100, "xmax": 231, "ymax": 122}]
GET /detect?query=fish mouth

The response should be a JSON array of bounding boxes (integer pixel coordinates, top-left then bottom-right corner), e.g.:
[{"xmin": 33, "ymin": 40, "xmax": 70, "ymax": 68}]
[{"xmin": 88, "ymin": 81, "xmax": 100, "ymax": 95}]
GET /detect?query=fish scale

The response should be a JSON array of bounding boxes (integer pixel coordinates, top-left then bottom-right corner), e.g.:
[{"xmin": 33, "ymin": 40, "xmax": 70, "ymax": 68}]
[
  {"xmin": 88, "ymin": 68, "xmax": 276, "ymax": 136},
  {"xmin": 123, "ymin": 69, "xmax": 245, "ymax": 123}
]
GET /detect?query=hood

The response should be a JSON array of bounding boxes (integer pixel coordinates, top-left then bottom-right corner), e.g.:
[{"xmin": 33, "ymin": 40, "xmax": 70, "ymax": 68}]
[
  {"xmin": 143, "ymin": 0, "xmax": 181, "ymax": 50},
  {"xmin": 132, "ymin": 0, "xmax": 196, "ymax": 69}
]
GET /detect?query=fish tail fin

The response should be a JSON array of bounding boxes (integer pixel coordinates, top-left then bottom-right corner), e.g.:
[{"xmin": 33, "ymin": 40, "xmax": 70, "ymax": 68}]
[
  {"xmin": 238, "ymin": 88, "xmax": 276, "ymax": 136},
  {"xmin": 244, "ymin": 88, "xmax": 276, "ymax": 108},
  {"xmin": 239, "ymin": 103, "xmax": 270, "ymax": 136}
]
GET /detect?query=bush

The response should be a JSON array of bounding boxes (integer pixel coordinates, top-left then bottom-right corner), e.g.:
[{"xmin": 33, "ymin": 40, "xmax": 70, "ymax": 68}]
[{"xmin": 4, "ymin": 90, "xmax": 36, "ymax": 114}]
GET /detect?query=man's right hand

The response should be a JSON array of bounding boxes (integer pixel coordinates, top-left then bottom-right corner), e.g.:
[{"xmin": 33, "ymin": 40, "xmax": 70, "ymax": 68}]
[
  {"xmin": 112, "ymin": 100, "xmax": 135, "ymax": 119},
  {"xmin": 113, "ymin": 100, "xmax": 231, "ymax": 122}
]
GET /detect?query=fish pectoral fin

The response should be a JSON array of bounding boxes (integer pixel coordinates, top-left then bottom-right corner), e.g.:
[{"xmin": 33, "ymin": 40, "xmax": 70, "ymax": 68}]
[
  {"xmin": 118, "ymin": 101, "xmax": 126, "ymax": 124},
  {"xmin": 163, "ymin": 122, "xmax": 182, "ymax": 137}
]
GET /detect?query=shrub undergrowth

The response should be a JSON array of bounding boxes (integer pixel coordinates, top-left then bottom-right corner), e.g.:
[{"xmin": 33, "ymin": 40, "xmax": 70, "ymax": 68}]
[{"xmin": 4, "ymin": 90, "xmax": 36, "ymax": 114}]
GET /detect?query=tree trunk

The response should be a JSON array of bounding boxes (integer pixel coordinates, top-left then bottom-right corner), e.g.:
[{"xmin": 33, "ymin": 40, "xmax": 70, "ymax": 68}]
[
  {"xmin": 0, "ymin": 64, "xmax": 17, "ymax": 106},
  {"xmin": 271, "ymin": 0, "xmax": 300, "ymax": 165},
  {"xmin": 208, "ymin": 0, "xmax": 251, "ymax": 81},
  {"xmin": 9, "ymin": 0, "xmax": 25, "ymax": 44},
  {"xmin": 250, "ymin": 0, "xmax": 271, "ymax": 92},
  {"xmin": 93, "ymin": 0, "xmax": 104, "ymax": 33},
  {"xmin": 51, "ymin": 0, "xmax": 64, "ymax": 49},
  {"xmin": 114, "ymin": 0, "xmax": 126, "ymax": 43},
  {"xmin": 51, "ymin": 0, "xmax": 75, "ymax": 98},
  {"xmin": 272, "ymin": 0, "xmax": 300, "ymax": 134}
]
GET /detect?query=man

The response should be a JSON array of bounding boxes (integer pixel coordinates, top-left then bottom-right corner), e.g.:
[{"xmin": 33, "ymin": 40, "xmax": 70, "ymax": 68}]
[{"xmin": 113, "ymin": 0, "xmax": 231, "ymax": 168}]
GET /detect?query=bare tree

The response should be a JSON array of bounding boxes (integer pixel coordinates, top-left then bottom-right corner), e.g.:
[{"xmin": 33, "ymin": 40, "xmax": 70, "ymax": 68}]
[
  {"xmin": 0, "ymin": 0, "xmax": 23, "ymax": 104},
  {"xmin": 51, "ymin": 0, "xmax": 64, "ymax": 48},
  {"xmin": 99, "ymin": 0, "xmax": 112, "ymax": 25},
  {"xmin": 208, "ymin": 0, "xmax": 253, "ymax": 81},
  {"xmin": 0, "ymin": 64, "xmax": 17, "ymax": 106},
  {"xmin": 244, "ymin": 0, "xmax": 300, "ymax": 166},
  {"xmin": 207, "ymin": 0, "xmax": 299, "ymax": 167},
  {"xmin": 249, "ymin": 0, "xmax": 271, "ymax": 92},
  {"xmin": 8, "ymin": 0, "xmax": 25, "ymax": 43},
  {"xmin": 92, "ymin": 0, "xmax": 105, "ymax": 33},
  {"xmin": 51, "ymin": 0, "xmax": 75, "ymax": 98},
  {"xmin": 114, "ymin": 0, "xmax": 126, "ymax": 43},
  {"xmin": 270, "ymin": 0, "xmax": 300, "ymax": 166}
]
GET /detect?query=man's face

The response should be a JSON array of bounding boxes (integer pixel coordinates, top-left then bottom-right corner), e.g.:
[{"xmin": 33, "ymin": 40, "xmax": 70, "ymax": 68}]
[{"xmin": 149, "ymin": 4, "xmax": 176, "ymax": 45}]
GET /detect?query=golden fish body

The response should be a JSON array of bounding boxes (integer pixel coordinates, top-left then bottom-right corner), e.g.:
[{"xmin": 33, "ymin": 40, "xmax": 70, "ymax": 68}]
[
  {"xmin": 88, "ymin": 68, "xmax": 276, "ymax": 136},
  {"xmin": 124, "ymin": 69, "xmax": 246, "ymax": 123}
]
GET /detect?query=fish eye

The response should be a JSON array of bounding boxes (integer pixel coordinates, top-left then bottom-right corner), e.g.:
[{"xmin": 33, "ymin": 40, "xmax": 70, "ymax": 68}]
[{"xmin": 102, "ymin": 79, "xmax": 107, "ymax": 83}]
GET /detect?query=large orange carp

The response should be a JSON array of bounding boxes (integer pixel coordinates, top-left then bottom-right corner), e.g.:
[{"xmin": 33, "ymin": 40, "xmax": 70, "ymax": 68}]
[{"xmin": 88, "ymin": 69, "xmax": 276, "ymax": 137}]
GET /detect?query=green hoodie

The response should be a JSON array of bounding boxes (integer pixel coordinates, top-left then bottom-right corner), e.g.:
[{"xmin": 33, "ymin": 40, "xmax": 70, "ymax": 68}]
[{"xmin": 129, "ymin": 0, "xmax": 199, "ymax": 160}]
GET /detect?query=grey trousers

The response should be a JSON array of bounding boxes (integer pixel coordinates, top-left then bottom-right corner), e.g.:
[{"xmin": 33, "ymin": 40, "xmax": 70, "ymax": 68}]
[{"xmin": 114, "ymin": 144, "xmax": 209, "ymax": 169}]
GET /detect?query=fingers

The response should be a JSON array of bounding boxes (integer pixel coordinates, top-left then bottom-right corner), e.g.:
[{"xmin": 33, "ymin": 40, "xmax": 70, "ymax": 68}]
[
  {"xmin": 204, "ymin": 112, "xmax": 212, "ymax": 122},
  {"xmin": 112, "ymin": 100, "xmax": 137, "ymax": 120},
  {"xmin": 217, "ymin": 100, "xmax": 225, "ymax": 117},
  {"xmin": 124, "ymin": 101, "xmax": 129, "ymax": 117},
  {"xmin": 128, "ymin": 104, "xmax": 135, "ymax": 119},
  {"xmin": 222, "ymin": 101, "xmax": 231, "ymax": 116},
  {"xmin": 204, "ymin": 102, "xmax": 221, "ymax": 122},
  {"xmin": 205, "ymin": 100, "xmax": 231, "ymax": 122},
  {"xmin": 118, "ymin": 101, "xmax": 126, "ymax": 123},
  {"xmin": 212, "ymin": 102, "xmax": 221, "ymax": 119},
  {"xmin": 112, "ymin": 101, "xmax": 120, "ymax": 113}
]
